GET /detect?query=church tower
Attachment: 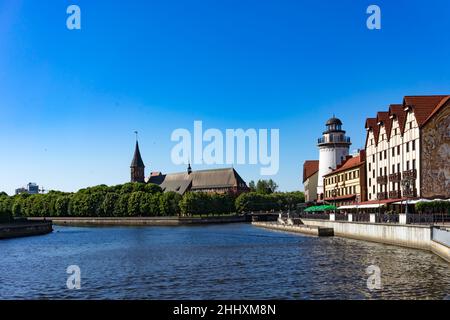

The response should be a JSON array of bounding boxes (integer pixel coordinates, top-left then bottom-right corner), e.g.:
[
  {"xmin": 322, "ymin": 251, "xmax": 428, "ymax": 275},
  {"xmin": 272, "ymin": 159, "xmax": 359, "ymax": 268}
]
[
  {"xmin": 317, "ymin": 116, "xmax": 351, "ymax": 200},
  {"xmin": 130, "ymin": 134, "xmax": 145, "ymax": 183}
]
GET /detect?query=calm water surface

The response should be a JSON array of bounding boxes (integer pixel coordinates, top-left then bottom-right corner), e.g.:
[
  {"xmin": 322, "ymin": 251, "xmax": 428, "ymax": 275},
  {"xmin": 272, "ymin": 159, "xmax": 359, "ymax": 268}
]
[{"xmin": 0, "ymin": 224, "xmax": 448, "ymax": 299}]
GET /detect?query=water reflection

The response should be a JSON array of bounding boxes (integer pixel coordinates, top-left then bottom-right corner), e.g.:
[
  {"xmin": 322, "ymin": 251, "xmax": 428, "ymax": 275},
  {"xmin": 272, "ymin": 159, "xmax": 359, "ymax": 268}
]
[{"xmin": 0, "ymin": 224, "xmax": 448, "ymax": 299}]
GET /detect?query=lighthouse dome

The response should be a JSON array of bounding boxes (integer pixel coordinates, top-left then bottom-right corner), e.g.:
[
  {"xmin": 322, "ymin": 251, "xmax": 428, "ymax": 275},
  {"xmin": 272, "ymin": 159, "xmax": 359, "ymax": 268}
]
[{"xmin": 326, "ymin": 117, "xmax": 342, "ymax": 126}]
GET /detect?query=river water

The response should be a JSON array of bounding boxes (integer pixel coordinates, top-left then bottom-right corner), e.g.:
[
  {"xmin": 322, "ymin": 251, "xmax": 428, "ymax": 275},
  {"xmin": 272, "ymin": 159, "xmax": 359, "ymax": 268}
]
[{"xmin": 0, "ymin": 224, "xmax": 448, "ymax": 299}]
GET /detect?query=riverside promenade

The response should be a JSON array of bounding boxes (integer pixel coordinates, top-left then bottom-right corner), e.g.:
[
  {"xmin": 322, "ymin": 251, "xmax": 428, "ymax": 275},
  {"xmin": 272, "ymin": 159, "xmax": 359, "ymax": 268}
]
[
  {"xmin": 29, "ymin": 215, "xmax": 248, "ymax": 227},
  {"xmin": 253, "ymin": 214, "xmax": 450, "ymax": 263}
]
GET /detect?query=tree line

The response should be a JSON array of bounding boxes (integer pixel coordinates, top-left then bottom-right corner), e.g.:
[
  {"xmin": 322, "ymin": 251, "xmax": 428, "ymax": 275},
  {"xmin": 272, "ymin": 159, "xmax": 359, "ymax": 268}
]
[
  {"xmin": 0, "ymin": 180, "xmax": 305, "ymax": 219},
  {"xmin": 415, "ymin": 201, "xmax": 450, "ymax": 213}
]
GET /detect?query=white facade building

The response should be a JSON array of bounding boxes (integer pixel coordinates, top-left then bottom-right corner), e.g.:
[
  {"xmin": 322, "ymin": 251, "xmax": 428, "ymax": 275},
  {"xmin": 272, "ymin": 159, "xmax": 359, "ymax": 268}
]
[
  {"xmin": 317, "ymin": 117, "xmax": 351, "ymax": 201},
  {"xmin": 365, "ymin": 95, "xmax": 449, "ymax": 201}
]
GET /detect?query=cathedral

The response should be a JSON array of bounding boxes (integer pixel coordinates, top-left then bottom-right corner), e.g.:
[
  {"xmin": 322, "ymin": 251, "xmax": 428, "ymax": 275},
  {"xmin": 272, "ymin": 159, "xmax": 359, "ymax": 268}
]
[{"xmin": 130, "ymin": 139, "xmax": 249, "ymax": 195}]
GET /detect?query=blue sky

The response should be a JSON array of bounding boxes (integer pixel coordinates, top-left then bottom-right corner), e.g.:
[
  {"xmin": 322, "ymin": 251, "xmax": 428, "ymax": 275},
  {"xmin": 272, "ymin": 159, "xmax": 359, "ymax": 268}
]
[{"xmin": 1, "ymin": 0, "xmax": 450, "ymax": 195}]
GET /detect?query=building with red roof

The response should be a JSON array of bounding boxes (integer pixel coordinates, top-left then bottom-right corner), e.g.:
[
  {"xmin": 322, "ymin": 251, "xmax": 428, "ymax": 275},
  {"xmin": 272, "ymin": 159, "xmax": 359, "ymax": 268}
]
[
  {"xmin": 323, "ymin": 150, "xmax": 367, "ymax": 207},
  {"xmin": 365, "ymin": 95, "xmax": 450, "ymax": 202},
  {"xmin": 302, "ymin": 160, "xmax": 319, "ymax": 203}
]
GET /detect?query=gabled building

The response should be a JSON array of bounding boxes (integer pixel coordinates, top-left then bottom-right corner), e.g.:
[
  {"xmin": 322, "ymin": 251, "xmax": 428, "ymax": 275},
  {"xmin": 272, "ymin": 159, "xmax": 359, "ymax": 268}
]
[
  {"xmin": 365, "ymin": 95, "xmax": 450, "ymax": 202},
  {"xmin": 323, "ymin": 150, "xmax": 367, "ymax": 207},
  {"xmin": 147, "ymin": 167, "xmax": 249, "ymax": 195},
  {"xmin": 129, "ymin": 138, "xmax": 249, "ymax": 195},
  {"xmin": 302, "ymin": 160, "xmax": 319, "ymax": 203}
]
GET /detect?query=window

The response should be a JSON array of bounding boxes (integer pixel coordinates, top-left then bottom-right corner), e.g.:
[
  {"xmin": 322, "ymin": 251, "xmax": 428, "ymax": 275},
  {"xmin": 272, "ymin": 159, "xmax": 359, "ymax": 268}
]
[
  {"xmin": 369, "ymin": 163, "xmax": 371, "ymax": 171},
  {"xmin": 373, "ymin": 185, "xmax": 375, "ymax": 194},
  {"xmin": 394, "ymin": 128, "xmax": 397, "ymax": 135},
  {"xmin": 397, "ymin": 163, "xmax": 400, "ymax": 173},
  {"xmin": 369, "ymin": 178, "xmax": 371, "ymax": 186},
  {"xmin": 409, "ymin": 122, "xmax": 413, "ymax": 129},
  {"xmin": 392, "ymin": 147, "xmax": 395, "ymax": 156},
  {"xmin": 406, "ymin": 161, "xmax": 410, "ymax": 171},
  {"xmin": 397, "ymin": 145, "xmax": 400, "ymax": 154},
  {"xmin": 413, "ymin": 159, "xmax": 416, "ymax": 170},
  {"xmin": 379, "ymin": 152, "xmax": 382, "ymax": 161},
  {"xmin": 372, "ymin": 155, "xmax": 375, "ymax": 162},
  {"xmin": 384, "ymin": 167, "xmax": 387, "ymax": 176},
  {"xmin": 384, "ymin": 150, "xmax": 387, "ymax": 159},
  {"xmin": 392, "ymin": 164, "xmax": 395, "ymax": 173},
  {"xmin": 406, "ymin": 142, "xmax": 409, "ymax": 152},
  {"xmin": 412, "ymin": 140, "xmax": 416, "ymax": 151},
  {"xmin": 379, "ymin": 168, "xmax": 383, "ymax": 176},
  {"xmin": 373, "ymin": 170, "xmax": 375, "ymax": 178}
]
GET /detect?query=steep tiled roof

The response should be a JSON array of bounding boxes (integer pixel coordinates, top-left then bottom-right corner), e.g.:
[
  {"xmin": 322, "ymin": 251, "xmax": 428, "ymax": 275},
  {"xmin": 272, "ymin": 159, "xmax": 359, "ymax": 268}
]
[
  {"xmin": 403, "ymin": 95, "xmax": 449, "ymax": 127},
  {"xmin": 376, "ymin": 111, "xmax": 390, "ymax": 141},
  {"xmin": 365, "ymin": 95, "xmax": 449, "ymax": 147},
  {"xmin": 365, "ymin": 118, "xmax": 379, "ymax": 145},
  {"xmin": 303, "ymin": 160, "xmax": 319, "ymax": 183},
  {"xmin": 130, "ymin": 142, "xmax": 145, "ymax": 168},
  {"xmin": 324, "ymin": 154, "xmax": 364, "ymax": 177},
  {"xmin": 421, "ymin": 96, "xmax": 450, "ymax": 127},
  {"xmin": 147, "ymin": 168, "xmax": 248, "ymax": 194},
  {"xmin": 389, "ymin": 104, "xmax": 407, "ymax": 134}
]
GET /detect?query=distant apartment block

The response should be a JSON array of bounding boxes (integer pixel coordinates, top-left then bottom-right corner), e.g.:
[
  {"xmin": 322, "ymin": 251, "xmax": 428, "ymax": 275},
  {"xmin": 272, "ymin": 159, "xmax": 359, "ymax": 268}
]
[{"xmin": 15, "ymin": 183, "xmax": 40, "ymax": 195}]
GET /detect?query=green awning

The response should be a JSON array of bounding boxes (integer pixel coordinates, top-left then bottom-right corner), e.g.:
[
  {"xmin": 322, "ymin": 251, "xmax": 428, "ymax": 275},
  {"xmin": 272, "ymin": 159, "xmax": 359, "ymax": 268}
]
[{"xmin": 304, "ymin": 205, "xmax": 337, "ymax": 212}]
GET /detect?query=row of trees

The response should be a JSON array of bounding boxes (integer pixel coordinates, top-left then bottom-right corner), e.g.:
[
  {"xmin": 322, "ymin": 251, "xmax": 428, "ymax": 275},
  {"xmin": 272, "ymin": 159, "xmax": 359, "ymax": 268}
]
[
  {"xmin": 0, "ymin": 180, "xmax": 305, "ymax": 218},
  {"xmin": 235, "ymin": 191, "xmax": 305, "ymax": 213},
  {"xmin": 415, "ymin": 201, "xmax": 450, "ymax": 213},
  {"xmin": 248, "ymin": 179, "xmax": 279, "ymax": 194},
  {"xmin": 0, "ymin": 183, "xmax": 183, "ymax": 218}
]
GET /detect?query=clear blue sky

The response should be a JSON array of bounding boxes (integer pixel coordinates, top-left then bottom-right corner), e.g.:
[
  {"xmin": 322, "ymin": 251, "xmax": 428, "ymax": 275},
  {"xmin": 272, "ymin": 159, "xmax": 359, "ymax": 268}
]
[{"xmin": 1, "ymin": 0, "xmax": 450, "ymax": 195}]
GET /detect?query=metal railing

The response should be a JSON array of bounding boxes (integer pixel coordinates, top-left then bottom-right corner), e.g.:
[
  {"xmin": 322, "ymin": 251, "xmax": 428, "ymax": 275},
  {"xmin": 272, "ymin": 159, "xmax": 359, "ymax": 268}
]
[
  {"xmin": 294, "ymin": 212, "xmax": 450, "ymax": 225},
  {"xmin": 407, "ymin": 213, "xmax": 450, "ymax": 224},
  {"xmin": 389, "ymin": 190, "xmax": 402, "ymax": 199},
  {"xmin": 402, "ymin": 169, "xmax": 417, "ymax": 180},
  {"xmin": 377, "ymin": 175, "xmax": 388, "ymax": 185},
  {"xmin": 389, "ymin": 172, "xmax": 402, "ymax": 182},
  {"xmin": 317, "ymin": 136, "xmax": 351, "ymax": 144},
  {"xmin": 298, "ymin": 213, "xmax": 329, "ymax": 220}
]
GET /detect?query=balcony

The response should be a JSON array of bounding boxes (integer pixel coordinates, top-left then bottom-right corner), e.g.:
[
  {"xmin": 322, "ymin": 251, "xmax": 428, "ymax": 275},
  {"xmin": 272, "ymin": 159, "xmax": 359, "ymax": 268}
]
[
  {"xmin": 403, "ymin": 169, "xmax": 417, "ymax": 180},
  {"xmin": 377, "ymin": 192, "xmax": 388, "ymax": 200},
  {"xmin": 318, "ymin": 136, "xmax": 351, "ymax": 145},
  {"xmin": 377, "ymin": 175, "xmax": 388, "ymax": 185},
  {"xmin": 403, "ymin": 188, "xmax": 417, "ymax": 198},
  {"xmin": 389, "ymin": 172, "xmax": 402, "ymax": 182},
  {"xmin": 389, "ymin": 190, "xmax": 401, "ymax": 199}
]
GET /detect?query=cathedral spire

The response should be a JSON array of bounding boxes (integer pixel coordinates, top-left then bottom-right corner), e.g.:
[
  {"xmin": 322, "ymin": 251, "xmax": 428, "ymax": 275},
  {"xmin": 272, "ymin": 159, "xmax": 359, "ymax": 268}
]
[{"xmin": 130, "ymin": 131, "xmax": 145, "ymax": 183}]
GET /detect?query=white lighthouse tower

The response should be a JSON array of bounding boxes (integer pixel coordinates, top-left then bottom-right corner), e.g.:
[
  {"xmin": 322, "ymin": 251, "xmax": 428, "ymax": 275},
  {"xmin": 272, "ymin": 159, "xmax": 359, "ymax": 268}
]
[{"xmin": 317, "ymin": 116, "xmax": 351, "ymax": 201}]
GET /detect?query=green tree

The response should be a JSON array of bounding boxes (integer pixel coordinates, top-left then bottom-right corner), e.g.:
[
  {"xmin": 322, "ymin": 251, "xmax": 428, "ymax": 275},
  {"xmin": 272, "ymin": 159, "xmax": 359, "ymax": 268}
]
[
  {"xmin": 248, "ymin": 181, "xmax": 256, "ymax": 192},
  {"xmin": 255, "ymin": 179, "xmax": 278, "ymax": 194},
  {"xmin": 55, "ymin": 195, "xmax": 71, "ymax": 216},
  {"xmin": 114, "ymin": 193, "xmax": 130, "ymax": 217},
  {"xmin": 101, "ymin": 193, "xmax": 119, "ymax": 216},
  {"xmin": 128, "ymin": 191, "xmax": 146, "ymax": 216},
  {"xmin": 145, "ymin": 183, "xmax": 163, "ymax": 194},
  {"xmin": 160, "ymin": 192, "xmax": 182, "ymax": 216}
]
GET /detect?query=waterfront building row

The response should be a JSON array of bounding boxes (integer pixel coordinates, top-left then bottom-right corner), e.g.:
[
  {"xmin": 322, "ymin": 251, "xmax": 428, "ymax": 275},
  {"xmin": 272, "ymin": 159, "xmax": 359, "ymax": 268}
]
[{"xmin": 303, "ymin": 95, "xmax": 450, "ymax": 208}]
